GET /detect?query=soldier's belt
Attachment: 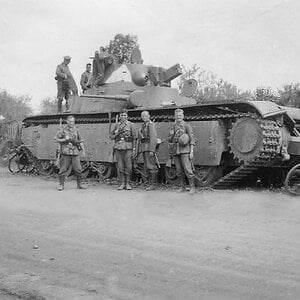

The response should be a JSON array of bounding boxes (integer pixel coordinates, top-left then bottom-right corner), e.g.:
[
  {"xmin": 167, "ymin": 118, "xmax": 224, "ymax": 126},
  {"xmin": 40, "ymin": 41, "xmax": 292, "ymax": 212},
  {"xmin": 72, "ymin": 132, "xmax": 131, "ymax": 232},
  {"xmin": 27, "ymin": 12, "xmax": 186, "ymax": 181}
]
[
  {"xmin": 116, "ymin": 137, "xmax": 133, "ymax": 142},
  {"xmin": 141, "ymin": 138, "xmax": 150, "ymax": 143}
]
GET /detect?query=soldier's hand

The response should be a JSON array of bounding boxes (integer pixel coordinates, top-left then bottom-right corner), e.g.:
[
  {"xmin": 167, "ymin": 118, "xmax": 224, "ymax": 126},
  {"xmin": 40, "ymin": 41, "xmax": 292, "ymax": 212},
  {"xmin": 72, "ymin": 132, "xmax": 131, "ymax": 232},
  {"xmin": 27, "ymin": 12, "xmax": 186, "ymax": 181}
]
[
  {"xmin": 149, "ymin": 151, "xmax": 154, "ymax": 157},
  {"xmin": 189, "ymin": 151, "xmax": 194, "ymax": 160},
  {"xmin": 81, "ymin": 150, "xmax": 86, "ymax": 157}
]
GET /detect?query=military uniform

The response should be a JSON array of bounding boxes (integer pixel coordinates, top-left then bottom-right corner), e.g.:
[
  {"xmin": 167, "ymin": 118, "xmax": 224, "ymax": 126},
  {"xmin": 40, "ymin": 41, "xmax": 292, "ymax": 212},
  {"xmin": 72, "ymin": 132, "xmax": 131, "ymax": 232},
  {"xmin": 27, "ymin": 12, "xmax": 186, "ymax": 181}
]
[
  {"xmin": 168, "ymin": 120, "xmax": 196, "ymax": 191},
  {"xmin": 138, "ymin": 120, "xmax": 158, "ymax": 189},
  {"xmin": 80, "ymin": 70, "xmax": 91, "ymax": 93},
  {"xmin": 55, "ymin": 124, "xmax": 85, "ymax": 190},
  {"xmin": 110, "ymin": 120, "xmax": 137, "ymax": 189},
  {"xmin": 55, "ymin": 61, "xmax": 78, "ymax": 112}
]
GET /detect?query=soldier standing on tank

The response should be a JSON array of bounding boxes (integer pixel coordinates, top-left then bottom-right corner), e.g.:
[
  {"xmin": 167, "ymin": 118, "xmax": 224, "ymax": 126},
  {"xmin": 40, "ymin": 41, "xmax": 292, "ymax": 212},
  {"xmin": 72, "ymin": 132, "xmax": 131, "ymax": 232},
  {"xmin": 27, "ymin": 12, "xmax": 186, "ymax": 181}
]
[
  {"xmin": 168, "ymin": 108, "xmax": 196, "ymax": 194},
  {"xmin": 110, "ymin": 109, "xmax": 137, "ymax": 190},
  {"xmin": 55, "ymin": 56, "xmax": 77, "ymax": 113},
  {"xmin": 54, "ymin": 115, "xmax": 87, "ymax": 191},
  {"xmin": 137, "ymin": 111, "xmax": 158, "ymax": 190},
  {"xmin": 80, "ymin": 63, "xmax": 92, "ymax": 93}
]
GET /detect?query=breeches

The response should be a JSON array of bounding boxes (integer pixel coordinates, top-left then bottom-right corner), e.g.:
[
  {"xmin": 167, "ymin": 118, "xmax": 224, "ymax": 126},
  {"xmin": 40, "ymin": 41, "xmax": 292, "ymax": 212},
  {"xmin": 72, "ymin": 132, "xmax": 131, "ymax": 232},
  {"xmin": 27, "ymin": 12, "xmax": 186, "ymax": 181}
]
[
  {"xmin": 174, "ymin": 154, "xmax": 194, "ymax": 179},
  {"xmin": 57, "ymin": 81, "xmax": 70, "ymax": 100},
  {"xmin": 115, "ymin": 149, "xmax": 132, "ymax": 175},
  {"xmin": 59, "ymin": 154, "xmax": 82, "ymax": 176},
  {"xmin": 142, "ymin": 152, "xmax": 157, "ymax": 173}
]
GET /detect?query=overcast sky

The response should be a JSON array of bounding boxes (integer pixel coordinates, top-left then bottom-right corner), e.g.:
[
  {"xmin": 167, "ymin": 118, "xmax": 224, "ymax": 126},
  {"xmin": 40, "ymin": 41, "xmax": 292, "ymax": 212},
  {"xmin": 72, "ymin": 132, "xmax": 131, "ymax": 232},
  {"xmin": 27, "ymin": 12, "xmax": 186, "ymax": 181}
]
[{"xmin": 0, "ymin": 0, "xmax": 299, "ymax": 112}]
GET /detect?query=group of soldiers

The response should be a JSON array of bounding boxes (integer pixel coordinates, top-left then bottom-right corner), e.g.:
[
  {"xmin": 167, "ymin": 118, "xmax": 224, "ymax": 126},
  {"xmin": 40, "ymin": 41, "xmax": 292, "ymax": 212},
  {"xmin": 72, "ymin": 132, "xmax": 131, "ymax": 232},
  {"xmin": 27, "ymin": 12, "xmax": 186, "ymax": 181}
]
[
  {"xmin": 55, "ymin": 50, "xmax": 114, "ymax": 113},
  {"xmin": 54, "ymin": 108, "xmax": 196, "ymax": 194}
]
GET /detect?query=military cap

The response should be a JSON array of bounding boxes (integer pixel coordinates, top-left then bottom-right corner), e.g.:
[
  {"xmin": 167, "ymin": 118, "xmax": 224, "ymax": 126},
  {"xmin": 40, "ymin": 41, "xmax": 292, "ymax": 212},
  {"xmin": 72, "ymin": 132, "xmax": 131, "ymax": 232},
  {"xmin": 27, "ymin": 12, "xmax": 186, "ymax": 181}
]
[{"xmin": 63, "ymin": 55, "xmax": 71, "ymax": 60}]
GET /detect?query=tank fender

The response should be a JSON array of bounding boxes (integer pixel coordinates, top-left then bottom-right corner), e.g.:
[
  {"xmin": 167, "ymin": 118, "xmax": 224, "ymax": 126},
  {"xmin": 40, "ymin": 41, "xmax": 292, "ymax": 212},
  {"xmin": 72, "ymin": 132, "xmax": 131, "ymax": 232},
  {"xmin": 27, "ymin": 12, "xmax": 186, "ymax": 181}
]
[{"xmin": 248, "ymin": 101, "xmax": 287, "ymax": 118}]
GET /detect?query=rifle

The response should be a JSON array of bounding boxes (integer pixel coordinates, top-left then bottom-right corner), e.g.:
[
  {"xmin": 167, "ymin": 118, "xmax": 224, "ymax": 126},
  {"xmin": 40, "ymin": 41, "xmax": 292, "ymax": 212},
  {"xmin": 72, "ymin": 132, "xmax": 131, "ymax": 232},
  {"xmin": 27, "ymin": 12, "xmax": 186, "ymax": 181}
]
[
  {"xmin": 55, "ymin": 118, "xmax": 63, "ymax": 167},
  {"xmin": 108, "ymin": 114, "xmax": 118, "ymax": 163}
]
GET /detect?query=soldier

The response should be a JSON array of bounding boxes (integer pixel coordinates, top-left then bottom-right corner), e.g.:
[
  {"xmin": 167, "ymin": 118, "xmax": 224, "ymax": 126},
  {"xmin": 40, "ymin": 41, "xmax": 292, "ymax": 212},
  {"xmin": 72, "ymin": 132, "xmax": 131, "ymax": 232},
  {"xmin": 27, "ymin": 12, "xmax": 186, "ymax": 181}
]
[
  {"xmin": 168, "ymin": 108, "xmax": 196, "ymax": 194},
  {"xmin": 80, "ymin": 63, "xmax": 92, "ymax": 93},
  {"xmin": 137, "ymin": 111, "xmax": 158, "ymax": 190},
  {"xmin": 55, "ymin": 56, "xmax": 78, "ymax": 113},
  {"xmin": 54, "ymin": 115, "xmax": 87, "ymax": 191},
  {"xmin": 110, "ymin": 109, "xmax": 137, "ymax": 190}
]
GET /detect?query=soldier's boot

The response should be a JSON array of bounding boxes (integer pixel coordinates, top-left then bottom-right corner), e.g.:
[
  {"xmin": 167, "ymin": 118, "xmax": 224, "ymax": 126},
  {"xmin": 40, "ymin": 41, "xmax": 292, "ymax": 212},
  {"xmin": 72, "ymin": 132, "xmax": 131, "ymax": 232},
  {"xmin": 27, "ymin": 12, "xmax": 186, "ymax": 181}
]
[
  {"xmin": 188, "ymin": 177, "xmax": 196, "ymax": 195},
  {"xmin": 77, "ymin": 175, "xmax": 87, "ymax": 189},
  {"xmin": 177, "ymin": 175, "xmax": 186, "ymax": 193},
  {"xmin": 57, "ymin": 99, "xmax": 62, "ymax": 113},
  {"xmin": 117, "ymin": 173, "xmax": 125, "ymax": 190},
  {"xmin": 64, "ymin": 100, "xmax": 71, "ymax": 113},
  {"xmin": 58, "ymin": 175, "xmax": 65, "ymax": 191},
  {"xmin": 125, "ymin": 174, "xmax": 132, "ymax": 190},
  {"xmin": 146, "ymin": 171, "xmax": 157, "ymax": 191}
]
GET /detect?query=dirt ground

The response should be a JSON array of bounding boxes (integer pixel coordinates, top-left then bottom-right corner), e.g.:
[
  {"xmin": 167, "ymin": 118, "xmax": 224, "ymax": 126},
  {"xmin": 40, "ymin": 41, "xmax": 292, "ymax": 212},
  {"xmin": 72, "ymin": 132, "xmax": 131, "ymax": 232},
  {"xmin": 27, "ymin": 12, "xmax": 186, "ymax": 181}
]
[{"xmin": 0, "ymin": 167, "xmax": 299, "ymax": 300}]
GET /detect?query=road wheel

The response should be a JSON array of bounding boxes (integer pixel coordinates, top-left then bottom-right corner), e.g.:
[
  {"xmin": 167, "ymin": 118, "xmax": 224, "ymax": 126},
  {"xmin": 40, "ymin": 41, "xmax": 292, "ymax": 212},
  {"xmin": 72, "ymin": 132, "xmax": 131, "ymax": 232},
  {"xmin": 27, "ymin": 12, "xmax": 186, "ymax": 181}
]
[
  {"xmin": 81, "ymin": 161, "xmax": 90, "ymax": 179},
  {"xmin": 92, "ymin": 162, "xmax": 113, "ymax": 180},
  {"xmin": 163, "ymin": 165, "xmax": 180, "ymax": 185},
  {"xmin": 285, "ymin": 163, "xmax": 300, "ymax": 195},
  {"xmin": 39, "ymin": 160, "xmax": 53, "ymax": 175},
  {"xmin": 194, "ymin": 166, "xmax": 224, "ymax": 187}
]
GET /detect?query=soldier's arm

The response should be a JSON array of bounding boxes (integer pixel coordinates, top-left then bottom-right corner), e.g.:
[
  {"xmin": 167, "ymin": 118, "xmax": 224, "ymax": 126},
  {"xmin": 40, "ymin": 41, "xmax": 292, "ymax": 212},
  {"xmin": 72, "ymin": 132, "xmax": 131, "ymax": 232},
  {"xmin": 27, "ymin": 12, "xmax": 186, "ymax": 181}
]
[
  {"xmin": 131, "ymin": 124, "xmax": 138, "ymax": 150},
  {"xmin": 56, "ymin": 65, "xmax": 67, "ymax": 79},
  {"xmin": 149, "ymin": 123, "xmax": 158, "ymax": 153},
  {"xmin": 80, "ymin": 73, "xmax": 87, "ymax": 89},
  {"xmin": 186, "ymin": 123, "xmax": 195, "ymax": 153},
  {"xmin": 110, "ymin": 124, "xmax": 118, "ymax": 139},
  {"xmin": 54, "ymin": 130, "xmax": 66, "ymax": 143}
]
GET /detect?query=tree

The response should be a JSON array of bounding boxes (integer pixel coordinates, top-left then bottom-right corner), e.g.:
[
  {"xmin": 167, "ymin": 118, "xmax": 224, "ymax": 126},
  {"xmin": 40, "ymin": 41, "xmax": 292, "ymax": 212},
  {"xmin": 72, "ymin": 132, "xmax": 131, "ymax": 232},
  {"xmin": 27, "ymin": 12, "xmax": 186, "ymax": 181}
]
[
  {"xmin": 39, "ymin": 97, "xmax": 57, "ymax": 115},
  {"xmin": 104, "ymin": 33, "xmax": 139, "ymax": 64},
  {"xmin": 254, "ymin": 86, "xmax": 279, "ymax": 103},
  {"xmin": 277, "ymin": 83, "xmax": 300, "ymax": 108},
  {"xmin": 0, "ymin": 90, "xmax": 32, "ymax": 122},
  {"xmin": 178, "ymin": 64, "xmax": 252, "ymax": 103}
]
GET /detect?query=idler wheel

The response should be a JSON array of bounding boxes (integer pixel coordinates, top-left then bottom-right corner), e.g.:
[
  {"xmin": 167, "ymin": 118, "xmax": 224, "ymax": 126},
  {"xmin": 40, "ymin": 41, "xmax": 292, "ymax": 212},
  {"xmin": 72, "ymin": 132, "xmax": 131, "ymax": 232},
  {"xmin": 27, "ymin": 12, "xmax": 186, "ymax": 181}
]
[{"xmin": 229, "ymin": 117, "xmax": 264, "ymax": 162}]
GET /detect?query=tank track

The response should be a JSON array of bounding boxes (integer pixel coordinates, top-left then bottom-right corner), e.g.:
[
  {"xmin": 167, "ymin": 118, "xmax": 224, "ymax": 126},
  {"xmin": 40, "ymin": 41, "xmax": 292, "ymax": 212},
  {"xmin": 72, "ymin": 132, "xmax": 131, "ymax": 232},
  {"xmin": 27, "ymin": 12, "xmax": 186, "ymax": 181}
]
[
  {"xmin": 23, "ymin": 110, "xmax": 281, "ymax": 188},
  {"xmin": 213, "ymin": 119, "xmax": 281, "ymax": 188}
]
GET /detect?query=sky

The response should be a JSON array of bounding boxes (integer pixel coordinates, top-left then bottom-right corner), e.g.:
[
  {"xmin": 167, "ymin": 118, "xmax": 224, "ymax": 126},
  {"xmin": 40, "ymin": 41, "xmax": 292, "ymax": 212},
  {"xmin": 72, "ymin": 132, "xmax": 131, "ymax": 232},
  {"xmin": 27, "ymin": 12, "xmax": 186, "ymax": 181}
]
[{"xmin": 0, "ymin": 0, "xmax": 299, "ymax": 112}]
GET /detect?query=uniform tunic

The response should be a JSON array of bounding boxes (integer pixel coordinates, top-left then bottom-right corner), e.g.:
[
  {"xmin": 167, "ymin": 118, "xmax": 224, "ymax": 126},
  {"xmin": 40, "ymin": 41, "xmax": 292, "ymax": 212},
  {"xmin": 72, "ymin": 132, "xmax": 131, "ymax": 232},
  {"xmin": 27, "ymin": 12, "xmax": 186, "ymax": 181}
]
[
  {"xmin": 168, "ymin": 121, "xmax": 195, "ymax": 179},
  {"xmin": 138, "ymin": 120, "xmax": 157, "ymax": 172},
  {"xmin": 56, "ymin": 63, "xmax": 78, "ymax": 99},
  {"xmin": 55, "ymin": 125, "xmax": 83, "ymax": 176},
  {"xmin": 110, "ymin": 120, "xmax": 137, "ymax": 175},
  {"xmin": 80, "ymin": 70, "xmax": 91, "ymax": 92}
]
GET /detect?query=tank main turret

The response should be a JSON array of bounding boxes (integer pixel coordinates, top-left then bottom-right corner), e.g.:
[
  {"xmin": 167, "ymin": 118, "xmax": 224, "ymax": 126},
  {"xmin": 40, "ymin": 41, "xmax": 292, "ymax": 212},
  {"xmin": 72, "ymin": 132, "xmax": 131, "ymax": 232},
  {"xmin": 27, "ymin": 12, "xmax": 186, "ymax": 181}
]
[{"xmin": 70, "ymin": 47, "xmax": 196, "ymax": 113}]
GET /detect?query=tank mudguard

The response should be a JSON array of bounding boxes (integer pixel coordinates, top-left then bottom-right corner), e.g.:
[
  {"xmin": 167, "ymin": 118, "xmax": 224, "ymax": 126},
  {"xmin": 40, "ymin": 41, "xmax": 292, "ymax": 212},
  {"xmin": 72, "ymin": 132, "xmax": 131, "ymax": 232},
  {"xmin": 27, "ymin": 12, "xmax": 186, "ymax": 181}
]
[{"xmin": 245, "ymin": 101, "xmax": 286, "ymax": 118}]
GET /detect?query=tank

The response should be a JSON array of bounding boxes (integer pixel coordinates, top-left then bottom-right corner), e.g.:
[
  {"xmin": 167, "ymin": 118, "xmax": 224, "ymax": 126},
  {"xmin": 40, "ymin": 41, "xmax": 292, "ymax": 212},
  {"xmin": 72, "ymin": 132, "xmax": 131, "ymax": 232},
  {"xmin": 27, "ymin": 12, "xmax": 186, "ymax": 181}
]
[{"xmin": 11, "ymin": 48, "xmax": 300, "ymax": 194}]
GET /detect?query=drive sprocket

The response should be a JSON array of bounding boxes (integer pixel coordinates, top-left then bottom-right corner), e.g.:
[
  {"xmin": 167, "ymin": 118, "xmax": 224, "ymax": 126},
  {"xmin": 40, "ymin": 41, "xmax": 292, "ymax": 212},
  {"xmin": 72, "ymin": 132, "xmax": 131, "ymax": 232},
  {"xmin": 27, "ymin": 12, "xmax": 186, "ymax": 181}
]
[{"xmin": 228, "ymin": 117, "xmax": 281, "ymax": 163}]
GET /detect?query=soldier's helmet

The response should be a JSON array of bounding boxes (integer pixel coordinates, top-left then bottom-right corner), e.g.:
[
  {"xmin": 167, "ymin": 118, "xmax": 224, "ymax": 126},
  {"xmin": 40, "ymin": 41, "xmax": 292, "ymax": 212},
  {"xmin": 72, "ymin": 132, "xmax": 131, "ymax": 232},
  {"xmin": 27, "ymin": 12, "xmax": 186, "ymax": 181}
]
[{"xmin": 178, "ymin": 133, "xmax": 190, "ymax": 146}]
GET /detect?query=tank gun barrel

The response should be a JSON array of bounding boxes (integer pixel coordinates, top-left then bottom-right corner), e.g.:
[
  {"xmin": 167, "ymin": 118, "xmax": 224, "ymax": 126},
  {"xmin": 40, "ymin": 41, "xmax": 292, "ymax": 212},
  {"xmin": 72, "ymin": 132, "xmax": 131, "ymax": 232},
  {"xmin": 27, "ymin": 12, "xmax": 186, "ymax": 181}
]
[{"xmin": 81, "ymin": 94, "xmax": 128, "ymax": 101}]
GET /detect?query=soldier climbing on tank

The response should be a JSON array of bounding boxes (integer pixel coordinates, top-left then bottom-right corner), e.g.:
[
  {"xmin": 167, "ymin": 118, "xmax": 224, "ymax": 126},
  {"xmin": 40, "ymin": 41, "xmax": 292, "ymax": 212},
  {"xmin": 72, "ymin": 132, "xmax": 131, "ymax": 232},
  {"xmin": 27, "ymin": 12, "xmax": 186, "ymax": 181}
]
[
  {"xmin": 168, "ymin": 108, "xmax": 196, "ymax": 194},
  {"xmin": 80, "ymin": 63, "xmax": 92, "ymax": 93},
  {"xmin": 54, "ymin": 115, "xmax": 87, "ymax": 191},
  {"xmin": 88, "ymin": 47, "xmax": 115, "ymax": 87},
  {"xmin": 55, "ymin": 55, "xmax": 78, "ymax": 113},
  {"xmin": 110, "ymin": 109, "xmax": 137, "ymax": 190},
  {"xmin": 136, "ymin": 111, "xmax": 158, "ymax": 190}
]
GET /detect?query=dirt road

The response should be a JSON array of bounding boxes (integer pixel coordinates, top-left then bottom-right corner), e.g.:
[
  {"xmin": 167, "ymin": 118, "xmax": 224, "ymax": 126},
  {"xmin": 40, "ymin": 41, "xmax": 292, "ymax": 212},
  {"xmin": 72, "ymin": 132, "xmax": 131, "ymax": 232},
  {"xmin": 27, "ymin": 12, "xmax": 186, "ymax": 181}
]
[{"xmin": 0, "ymin": 167, "xmax": 299, "ymax": 299}]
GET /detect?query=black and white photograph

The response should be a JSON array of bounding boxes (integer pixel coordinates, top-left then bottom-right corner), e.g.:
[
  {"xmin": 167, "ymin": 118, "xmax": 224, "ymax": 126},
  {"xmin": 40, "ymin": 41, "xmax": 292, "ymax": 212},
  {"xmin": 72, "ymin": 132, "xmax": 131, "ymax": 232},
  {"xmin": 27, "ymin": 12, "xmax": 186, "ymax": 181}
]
[{"xmin": 0, "ymin": 0, "xmax": 299, "ymax": 299}]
